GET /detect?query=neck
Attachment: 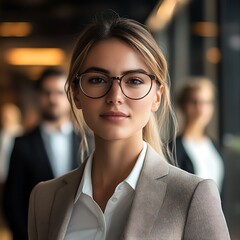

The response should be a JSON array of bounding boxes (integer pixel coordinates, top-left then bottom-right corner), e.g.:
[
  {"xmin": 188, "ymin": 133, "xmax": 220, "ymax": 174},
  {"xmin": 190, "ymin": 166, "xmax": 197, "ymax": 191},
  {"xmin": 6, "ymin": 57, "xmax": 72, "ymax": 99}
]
[
  {"xmin": 92, "ymin": 136, "xmax": 144, "ymax": 187},
  {"xmin": 91, "ymin": 136, "xmax": 144, "ymax": 211},
  {"xmin": 183, "ymin": 122, "xmax": 206, "ymax": 140}
]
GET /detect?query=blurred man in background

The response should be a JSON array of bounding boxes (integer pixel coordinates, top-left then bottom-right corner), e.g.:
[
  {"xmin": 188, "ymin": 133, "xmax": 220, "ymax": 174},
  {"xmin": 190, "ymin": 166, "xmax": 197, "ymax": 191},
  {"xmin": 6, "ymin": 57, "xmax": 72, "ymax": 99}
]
[{"xmin": 3, "ymin": 68, "xmax": 93, "ymax": 240}]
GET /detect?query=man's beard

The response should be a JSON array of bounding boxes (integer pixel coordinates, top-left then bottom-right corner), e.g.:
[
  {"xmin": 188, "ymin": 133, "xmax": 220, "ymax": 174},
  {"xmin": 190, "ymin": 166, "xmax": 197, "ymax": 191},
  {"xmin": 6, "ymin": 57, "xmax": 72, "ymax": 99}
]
[{"xmin": 42, "ymin": 111, "xmax": 60, "ymax": 121}]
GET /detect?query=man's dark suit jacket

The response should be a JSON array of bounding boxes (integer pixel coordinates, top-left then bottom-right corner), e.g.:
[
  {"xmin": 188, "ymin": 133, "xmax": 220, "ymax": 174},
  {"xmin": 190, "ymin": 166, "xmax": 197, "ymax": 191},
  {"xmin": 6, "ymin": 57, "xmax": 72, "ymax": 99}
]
[{"xmin": 3, "ymin": 126, "xmax": 92, "ymax": 240}]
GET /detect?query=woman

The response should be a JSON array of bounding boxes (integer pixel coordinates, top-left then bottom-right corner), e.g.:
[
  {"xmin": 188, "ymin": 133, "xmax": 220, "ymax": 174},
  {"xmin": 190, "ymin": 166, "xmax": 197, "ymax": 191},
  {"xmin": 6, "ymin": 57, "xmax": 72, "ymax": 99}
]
[
  {"xmin": 28, "ymin": 15, "xmax": 230, "ymax": 239},
  {"xmin": 174, "ymin": 78, "xmax": 225, "ymax": 193}
]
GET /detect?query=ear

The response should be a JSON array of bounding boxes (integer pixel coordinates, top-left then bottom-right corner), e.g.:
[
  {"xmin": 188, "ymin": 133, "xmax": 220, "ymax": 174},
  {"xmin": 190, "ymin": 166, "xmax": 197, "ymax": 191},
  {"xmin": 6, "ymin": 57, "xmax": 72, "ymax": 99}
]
[
  {"xmin": 71, "ymin": 83, "xmax": 82, "ymax": 109},
  {"xmin": 151, "ymin": 85, "xmax": 164, "ymax": 112}
]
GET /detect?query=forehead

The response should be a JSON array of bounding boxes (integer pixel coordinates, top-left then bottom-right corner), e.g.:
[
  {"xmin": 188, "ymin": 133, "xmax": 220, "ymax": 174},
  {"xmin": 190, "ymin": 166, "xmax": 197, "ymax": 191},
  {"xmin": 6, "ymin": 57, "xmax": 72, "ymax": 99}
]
[
  {"xmin": 41, "ymin": 76, "xmax": 66, "ymax": 88},
  {"xmin": 81, "ymin": 38, "xmax": 149, "ymax": 73},
  {"xmin": 187, "ymin": 87, "xmax": 214, "ymax": 101}
]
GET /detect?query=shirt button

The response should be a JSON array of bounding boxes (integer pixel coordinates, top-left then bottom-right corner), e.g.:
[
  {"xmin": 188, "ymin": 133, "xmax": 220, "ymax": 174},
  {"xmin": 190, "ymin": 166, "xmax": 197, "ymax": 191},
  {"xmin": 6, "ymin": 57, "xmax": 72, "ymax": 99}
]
[{"xmin": 112, "ymin": 197, "xmax": 118, "ymax": 202}]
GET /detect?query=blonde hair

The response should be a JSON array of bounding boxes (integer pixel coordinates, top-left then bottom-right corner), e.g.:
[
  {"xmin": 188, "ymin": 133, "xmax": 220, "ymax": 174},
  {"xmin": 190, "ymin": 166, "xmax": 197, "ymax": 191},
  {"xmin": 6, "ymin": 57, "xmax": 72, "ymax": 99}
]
[{"xmin": 65, "ymin": 13, "xmax": 177, "ymax": 163}]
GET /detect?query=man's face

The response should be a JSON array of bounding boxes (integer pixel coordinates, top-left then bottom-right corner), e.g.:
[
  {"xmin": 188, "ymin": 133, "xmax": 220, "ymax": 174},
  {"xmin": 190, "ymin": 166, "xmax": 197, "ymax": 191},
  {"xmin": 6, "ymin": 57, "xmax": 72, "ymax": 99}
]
[{"xmin": 39, "ymin": 76, "xmax": 70, "ymax": 121}]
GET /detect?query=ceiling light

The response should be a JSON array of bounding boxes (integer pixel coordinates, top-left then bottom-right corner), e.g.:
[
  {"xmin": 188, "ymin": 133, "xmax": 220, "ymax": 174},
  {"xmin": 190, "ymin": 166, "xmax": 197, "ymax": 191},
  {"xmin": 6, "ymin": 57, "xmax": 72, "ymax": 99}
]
[
  {"xmin": 5, "ymin": 48, "xmax": 66, "ymax": 66},
  {"xmin": 0, "ymin": 22, "xmax": 32, "ymax": 37}
]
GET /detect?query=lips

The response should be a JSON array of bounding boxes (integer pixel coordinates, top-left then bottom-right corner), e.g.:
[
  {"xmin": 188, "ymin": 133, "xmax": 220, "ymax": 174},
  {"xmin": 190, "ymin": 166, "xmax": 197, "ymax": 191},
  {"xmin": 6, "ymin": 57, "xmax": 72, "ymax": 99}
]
[{"xmin": 100, "ymin": 111, "xmax": 129, "ymax": 121}]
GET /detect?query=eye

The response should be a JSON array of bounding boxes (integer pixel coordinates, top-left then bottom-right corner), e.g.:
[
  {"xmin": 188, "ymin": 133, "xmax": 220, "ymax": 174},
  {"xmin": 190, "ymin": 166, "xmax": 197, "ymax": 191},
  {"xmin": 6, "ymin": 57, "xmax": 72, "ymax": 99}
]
[
  {"xmin": 126, "ymin": 78, "xmax": 143, "ymax": 85},
  {"xmin": 88, "ymin": 76, "xmax": 107, "ymax": 84},
  {"xmin": 123, "ymin": 72, "xmax": 149, "ymax": 87},
  {"xmin": 82, "ymin": 73, "xmax": 109, "ymax": 85}
]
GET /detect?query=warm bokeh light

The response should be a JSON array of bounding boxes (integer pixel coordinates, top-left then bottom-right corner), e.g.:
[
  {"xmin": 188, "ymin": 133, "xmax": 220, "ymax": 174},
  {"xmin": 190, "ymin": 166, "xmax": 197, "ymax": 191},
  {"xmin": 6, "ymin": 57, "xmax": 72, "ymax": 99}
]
[
  {"xmin": 146, "ymin": 0, "xmax": 190, "ymax": 31},
  {"xmin": 206, "ymin": 47, "xmax": 221, "ymax": 64},
  {"xmin": 0, "ymin": 22, "xmax": 32, "ymax": 37},
  {"xmin": 192, "ymin": 22, "xmax": 219, "ymax": 37},
  {"xmin": 147, "ymin": 0, "xmax": 176, "ymax": 31},
  {"xmin": 5, "ymin": 48, "xmax": 66, "ymax": 66}
]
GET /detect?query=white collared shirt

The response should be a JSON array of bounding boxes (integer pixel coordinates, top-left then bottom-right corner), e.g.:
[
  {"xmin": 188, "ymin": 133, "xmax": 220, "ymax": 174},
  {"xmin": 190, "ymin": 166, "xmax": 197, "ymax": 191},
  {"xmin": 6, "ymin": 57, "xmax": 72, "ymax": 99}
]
[
  {"xmin": 65, "ymin": 141, "xmax": 147, "ymax": 240},
  {"xmin": 182, "ymin": 137, "xmax": 224, "ymax": 191}
]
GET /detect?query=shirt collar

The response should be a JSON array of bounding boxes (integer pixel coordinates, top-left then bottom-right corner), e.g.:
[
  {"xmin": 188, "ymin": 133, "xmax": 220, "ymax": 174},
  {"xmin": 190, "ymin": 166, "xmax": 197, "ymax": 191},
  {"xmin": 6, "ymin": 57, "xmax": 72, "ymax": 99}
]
[
  {"xmin": 41, "ymin": 121, "xmax": 73, "ymax": 135},
  {"xmin": 74, "ymin": 141, "xmax": 147, "ymax": 204},
  {"xmin": 124, "ymin": 141, "xmax": 147, "ymax": 190}
]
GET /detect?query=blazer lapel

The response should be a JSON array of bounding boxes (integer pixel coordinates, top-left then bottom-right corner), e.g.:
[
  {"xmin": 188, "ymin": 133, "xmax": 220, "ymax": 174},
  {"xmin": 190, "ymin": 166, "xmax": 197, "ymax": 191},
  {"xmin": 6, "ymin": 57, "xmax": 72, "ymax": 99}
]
[
  {"xmin": 48, "ymin": 163, "xmax": 86, "ymax": 240},
  {"xmin": 35, "ymin": 127, "xmax": 54, "ymax": 176},
  {"xmin": 123, "ymin": 145, "xmax": 169, "ymax": 239}
]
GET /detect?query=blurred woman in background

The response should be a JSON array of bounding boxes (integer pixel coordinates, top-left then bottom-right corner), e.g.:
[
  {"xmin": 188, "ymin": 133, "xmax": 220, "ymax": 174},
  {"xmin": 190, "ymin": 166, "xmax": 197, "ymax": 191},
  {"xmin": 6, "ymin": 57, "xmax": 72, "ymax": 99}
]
[
  {"xmin": 174, "ymin": 77, "xmax": 224, "ymax": 193},
  {"xmin": 0, "ymin": 103, "xmax": 23, "ymax": 183},
  {"xmin": 0, "ymin": 103, "xmax": 23, "ymax": 239}
]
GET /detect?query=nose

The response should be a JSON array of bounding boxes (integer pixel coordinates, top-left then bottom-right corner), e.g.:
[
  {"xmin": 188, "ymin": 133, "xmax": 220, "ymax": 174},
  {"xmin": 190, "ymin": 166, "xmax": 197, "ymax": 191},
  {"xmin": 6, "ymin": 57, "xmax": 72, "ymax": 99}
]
[{"xmin": 106, "ymin": 80, "xmax": 124, "ymax": 104}]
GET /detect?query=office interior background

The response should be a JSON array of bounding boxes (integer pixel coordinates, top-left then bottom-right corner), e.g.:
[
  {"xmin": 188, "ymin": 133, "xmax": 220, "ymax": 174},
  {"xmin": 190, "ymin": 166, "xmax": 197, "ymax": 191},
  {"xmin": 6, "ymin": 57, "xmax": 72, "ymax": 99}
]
[{"xmin": 0, "ymin": 0, "xmax": 239, "ymax": 239}]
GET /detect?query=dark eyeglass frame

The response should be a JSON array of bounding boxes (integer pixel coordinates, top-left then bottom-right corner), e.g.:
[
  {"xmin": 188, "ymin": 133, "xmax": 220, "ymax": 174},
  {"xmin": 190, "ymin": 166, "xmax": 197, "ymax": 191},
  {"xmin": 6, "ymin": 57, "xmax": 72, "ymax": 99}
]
[{"xmin": 75, "ymin": 71, "xmax": 158, "ymax": 100}]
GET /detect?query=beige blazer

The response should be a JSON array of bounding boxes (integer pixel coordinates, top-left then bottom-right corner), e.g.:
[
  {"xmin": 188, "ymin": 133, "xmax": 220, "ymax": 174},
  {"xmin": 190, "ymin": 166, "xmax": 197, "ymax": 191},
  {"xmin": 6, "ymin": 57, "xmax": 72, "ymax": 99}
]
[{"xmin": 28, "ymin": 144, "xmax": 230, "ymax": 240}]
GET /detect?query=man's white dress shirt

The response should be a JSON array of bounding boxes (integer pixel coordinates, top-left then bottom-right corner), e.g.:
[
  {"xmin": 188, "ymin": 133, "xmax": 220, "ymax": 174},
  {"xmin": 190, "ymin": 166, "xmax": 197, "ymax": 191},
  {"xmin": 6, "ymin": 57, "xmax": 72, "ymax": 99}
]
[{"xmin": 41, "ymin": 122, "xmax": 73, "ymax": 177}]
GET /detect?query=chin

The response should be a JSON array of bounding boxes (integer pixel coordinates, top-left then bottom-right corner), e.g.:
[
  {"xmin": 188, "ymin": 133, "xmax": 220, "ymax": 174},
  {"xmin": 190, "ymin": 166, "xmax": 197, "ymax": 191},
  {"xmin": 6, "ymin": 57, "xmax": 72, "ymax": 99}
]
[
  {"xmin": 96, "ymin": 131, "xmax": 130, "ymax": 142},
  {"xmin": 195, "ymin": 119, "xmax": 210, "ymax": 128},
  {"xmin": 100, "ymin": 135, "xmax": 126, "ymax": 141}
]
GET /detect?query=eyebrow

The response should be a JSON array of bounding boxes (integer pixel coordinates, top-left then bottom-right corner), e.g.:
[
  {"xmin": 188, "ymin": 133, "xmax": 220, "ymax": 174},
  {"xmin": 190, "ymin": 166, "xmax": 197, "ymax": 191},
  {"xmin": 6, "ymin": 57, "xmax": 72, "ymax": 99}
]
[{"xmin": 82, "ymin": 67, "xmax": 149, "ymax": 75}]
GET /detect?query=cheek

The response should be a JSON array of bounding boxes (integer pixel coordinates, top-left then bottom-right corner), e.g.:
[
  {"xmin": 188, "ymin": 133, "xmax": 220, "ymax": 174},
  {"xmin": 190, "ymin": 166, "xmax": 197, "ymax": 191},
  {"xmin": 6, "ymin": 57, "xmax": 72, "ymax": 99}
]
[
  {"xmin": 183, "ymin": 106, "xmax": 197, "ymax": 120},
  {"xmin": 82, "ymin": 110, "xmax": 92, "ymax": 126},
  {"xmin": 81, "ymin": 104, "xmax": 93, "ymax": 119},
  {"xmin": 80, "ymin": 99, "xmax": 100, "ymax": 127},
  {"xmin": 39, "ymin": 97, "xmax": 48, "ymax": 106},
  {"xmin": 203, "ymin": 105, "xmax": 214, "ymax": 118},
  {"xmin": 131, "ymin": 99, "xmax": 153, "ymax": 122}
]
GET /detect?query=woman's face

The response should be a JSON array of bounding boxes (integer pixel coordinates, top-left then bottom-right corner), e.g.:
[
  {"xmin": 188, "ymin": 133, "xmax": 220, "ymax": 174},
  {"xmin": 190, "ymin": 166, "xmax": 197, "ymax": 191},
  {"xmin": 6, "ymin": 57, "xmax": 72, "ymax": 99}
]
[
  {"xmin": 183, "ymin": 86, "xmax": 214, "ymax": 128},
  {"xmin": 73, "ymin": 38, "xmax": 163, "ymax": 141}
]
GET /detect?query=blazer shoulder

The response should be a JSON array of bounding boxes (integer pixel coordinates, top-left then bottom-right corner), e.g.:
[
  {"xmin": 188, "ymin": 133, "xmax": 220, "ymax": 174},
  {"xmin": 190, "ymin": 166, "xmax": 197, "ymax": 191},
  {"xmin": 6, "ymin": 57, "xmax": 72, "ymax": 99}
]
[
  {"xmin": 28, "ymin": 165, "xmax": 86, "ymax": 239},
  {"xmin": 14, "ymin": 126, "xmax": 42, "ymax": 143},
  {"xmin": 30, "ymin": 162, "xmax": 86, "ymax": 203},
  {"xmin": 33, "ymin": 166, "xmax": 83, "ymax": 190},
  {"xmin": 183, "ymin": 176, "xmax": 230, "ymax": 239},
  {"xmin": 145, "ymin": 144, "xmax": 201, "ymax": 192},
  {"xmin": 166, "ymin": 164, "xmax": 205, "ymax": 195}
]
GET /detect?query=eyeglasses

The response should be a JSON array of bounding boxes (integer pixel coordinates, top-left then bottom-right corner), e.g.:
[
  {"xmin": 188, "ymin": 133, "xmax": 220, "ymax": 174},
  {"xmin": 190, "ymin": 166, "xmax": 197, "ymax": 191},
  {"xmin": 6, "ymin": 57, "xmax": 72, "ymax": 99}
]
[{"xmin": 75, "ymin": 71, "xmax": 157, "ymax": 100}]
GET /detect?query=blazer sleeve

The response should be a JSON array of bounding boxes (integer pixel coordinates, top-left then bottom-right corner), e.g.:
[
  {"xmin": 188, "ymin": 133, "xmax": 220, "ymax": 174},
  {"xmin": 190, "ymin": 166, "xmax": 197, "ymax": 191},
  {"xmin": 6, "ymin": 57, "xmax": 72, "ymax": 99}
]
[
  {"xmin": 184, "ymin": 179, "xmax": 230, "ymax": 239},
  {"xmin": 28, "ymin": 184, "xmax": 38, "ymax": 240}
]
